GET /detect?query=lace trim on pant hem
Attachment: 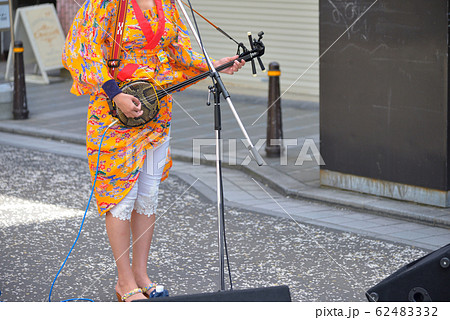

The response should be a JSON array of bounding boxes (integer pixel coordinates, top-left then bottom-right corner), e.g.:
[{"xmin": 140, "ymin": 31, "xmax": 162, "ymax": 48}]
[{"xmin": 134, "ymin": 194, "xmax": 158, "ymax": 217}]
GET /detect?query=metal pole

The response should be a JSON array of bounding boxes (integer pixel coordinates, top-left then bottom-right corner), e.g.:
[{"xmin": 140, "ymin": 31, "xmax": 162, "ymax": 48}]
[
  {"xmin": 13, "ymin": 40, "xmax": 28, "ymax": 120},
  {"xmin": 174, "ymin": 0, "xmax": 264, "ymax": 291},
  {"xmin": 213, "ymin": 88, "xmax": 226, "ymax": 291},
  {"xmin": 265, "ymin": 62, "xmax": 283, "ymax": 157}
]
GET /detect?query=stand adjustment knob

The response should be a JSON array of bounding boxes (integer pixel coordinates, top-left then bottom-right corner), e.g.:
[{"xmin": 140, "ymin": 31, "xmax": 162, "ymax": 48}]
[{"xmin": 207, "ymin": 86, "xmax": 214, "ymax": 106}]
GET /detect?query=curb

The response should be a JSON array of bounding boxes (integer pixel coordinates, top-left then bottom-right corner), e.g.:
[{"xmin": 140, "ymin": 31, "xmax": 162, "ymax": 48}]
[{"xmin": 164, "ymin": 149, "xmax": 450, "ymax": 229}]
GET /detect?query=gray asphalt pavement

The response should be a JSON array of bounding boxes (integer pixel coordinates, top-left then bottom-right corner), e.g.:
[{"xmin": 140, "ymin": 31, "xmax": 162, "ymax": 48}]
[
  {"xmin": 0, "ymin": 144, "xmax": 429, "ymax": 302},
  {"xmin": 1, "ymin": 61, "xmax": 449, "ymax": 303}
]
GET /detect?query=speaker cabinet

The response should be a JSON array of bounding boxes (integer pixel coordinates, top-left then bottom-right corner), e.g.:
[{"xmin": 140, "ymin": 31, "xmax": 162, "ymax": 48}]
[
  {"xmin": 366, "ymin": 243, "xmax": 450, "ymax": 302},
  {"xmin": 136, "ymin": 285, "xmax": 291, "ymax": 302}
]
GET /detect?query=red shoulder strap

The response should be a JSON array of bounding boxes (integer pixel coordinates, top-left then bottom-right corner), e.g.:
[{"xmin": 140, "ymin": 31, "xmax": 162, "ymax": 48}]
[{"xmin": 109, "ymin": 0, "xmax": 130, "ymax": 80}]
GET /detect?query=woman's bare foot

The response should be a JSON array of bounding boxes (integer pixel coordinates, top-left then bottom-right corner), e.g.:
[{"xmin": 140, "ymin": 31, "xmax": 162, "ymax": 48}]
[{"xmin": 134, "ymin": 274, "xmax": 157, "ymax": 296}]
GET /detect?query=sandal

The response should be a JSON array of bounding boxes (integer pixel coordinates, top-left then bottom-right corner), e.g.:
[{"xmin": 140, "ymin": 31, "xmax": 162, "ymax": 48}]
[
  {"xmin": 141, "ymin": 283, "xmax": 169, "ymax": 299},
  {"xmin": 115, "ymin": 288, "xmax": 144, "ymax": 302},
  {"xmin": 141, "ymin": 283, "xmax": 157, "ymax": 299}
]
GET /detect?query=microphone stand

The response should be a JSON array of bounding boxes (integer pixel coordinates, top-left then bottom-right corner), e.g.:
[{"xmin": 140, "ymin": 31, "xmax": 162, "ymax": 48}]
[{"xmin": 175, "ymin": 0, "xmax": 264, "ymax": 291}]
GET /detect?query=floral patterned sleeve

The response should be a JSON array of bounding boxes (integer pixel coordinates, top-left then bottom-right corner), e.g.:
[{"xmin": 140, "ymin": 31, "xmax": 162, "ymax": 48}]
[
  {"xmin": 166, "ymin": 3, "xmax": 211, "ymax": 72},
  {"xmin": 62, "ymin": 0, "xmax": 116, "ymax": 96}
]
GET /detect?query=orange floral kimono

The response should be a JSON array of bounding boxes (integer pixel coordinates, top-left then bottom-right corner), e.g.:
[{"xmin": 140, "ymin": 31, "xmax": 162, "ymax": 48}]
[{"xmin": 62, "ymin": 0, "xmax": 209, "ymax": 215}]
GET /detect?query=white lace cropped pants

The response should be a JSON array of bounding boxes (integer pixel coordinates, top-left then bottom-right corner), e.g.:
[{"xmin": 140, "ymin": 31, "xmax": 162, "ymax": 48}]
[{"xmin": 109, "ymin": 138, "xmax": 170, "ymax": 221}]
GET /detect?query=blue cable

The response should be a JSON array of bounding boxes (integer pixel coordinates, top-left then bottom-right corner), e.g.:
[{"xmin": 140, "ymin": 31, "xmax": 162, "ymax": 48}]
[{"xmin": 48, "ymin": 120, "xmax": 118, "ymax": 302}]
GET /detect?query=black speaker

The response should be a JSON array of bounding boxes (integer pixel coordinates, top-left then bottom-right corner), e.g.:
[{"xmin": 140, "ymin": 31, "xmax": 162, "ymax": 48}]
[
  {"xmin": 366, "ymin": 243, "xmax": 450, "ymax": 302},
  {"xmin": 136, "ymin": 285, "xmax": 291, "ymax": 302}
]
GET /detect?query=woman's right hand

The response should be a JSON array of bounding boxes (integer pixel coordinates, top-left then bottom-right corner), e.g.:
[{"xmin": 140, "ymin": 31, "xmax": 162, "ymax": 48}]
[{"xmin": 113, "ymin": 93, "xmax": 143, "ymax": 118}]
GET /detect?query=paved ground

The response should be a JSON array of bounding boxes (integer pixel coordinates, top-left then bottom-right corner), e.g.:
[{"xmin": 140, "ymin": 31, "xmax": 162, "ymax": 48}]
[
  {"xmin": 1, "ymin": 64, "xmax": 450, "ymax": 302},
  {"xmin": 0, "ymin": 144, "xmax": 430, "ymax": 302}
]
